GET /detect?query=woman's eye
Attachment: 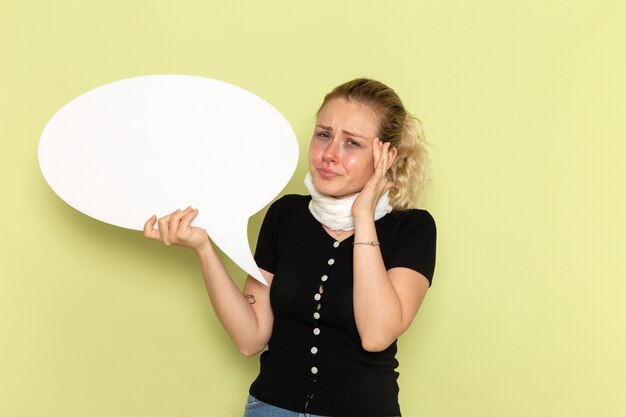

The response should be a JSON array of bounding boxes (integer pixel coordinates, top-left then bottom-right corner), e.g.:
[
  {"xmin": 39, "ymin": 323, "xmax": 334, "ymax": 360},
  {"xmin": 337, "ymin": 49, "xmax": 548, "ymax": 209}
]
[
  {"xmin": 347, "ymin": 139, "xmax": 361, "ymax": 147},
  {"xmin": 316, "ymin": 132, "xmax": 331, "ymax": 139}
]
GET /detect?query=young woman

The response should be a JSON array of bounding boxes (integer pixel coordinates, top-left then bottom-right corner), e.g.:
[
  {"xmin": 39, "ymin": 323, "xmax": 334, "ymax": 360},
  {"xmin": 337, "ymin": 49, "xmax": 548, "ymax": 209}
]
[{"xmin": 144, "ymin": 78, "xmax": 436, "ymax": 417}]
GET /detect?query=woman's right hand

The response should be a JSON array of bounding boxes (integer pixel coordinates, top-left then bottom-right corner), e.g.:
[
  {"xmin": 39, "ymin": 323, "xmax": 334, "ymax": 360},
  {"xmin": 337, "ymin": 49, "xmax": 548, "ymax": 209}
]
[
  {"xmin": 143, "ymin": 206, "xmax": 209, "ymax": 252},
  {"xmin": 144, "ymin": 206, "xmax": 273, "ymax": 356}
]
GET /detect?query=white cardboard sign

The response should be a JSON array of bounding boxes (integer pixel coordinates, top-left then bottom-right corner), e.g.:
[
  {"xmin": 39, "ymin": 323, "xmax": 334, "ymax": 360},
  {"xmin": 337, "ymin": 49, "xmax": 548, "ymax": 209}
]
[{"xmin": 38, "ymin": 74, "xmax": 299, "ymax": 285}]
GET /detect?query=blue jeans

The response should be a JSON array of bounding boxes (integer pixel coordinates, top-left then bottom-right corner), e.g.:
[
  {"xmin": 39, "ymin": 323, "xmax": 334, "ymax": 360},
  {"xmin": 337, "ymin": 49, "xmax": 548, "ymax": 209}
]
[
  {"xmin": 243, "ymin": 394, "xmax": 401, "ymax": 417},
  {"xmin": 243, "ymin": 395, "xmax": 329, "ymax": 417}
]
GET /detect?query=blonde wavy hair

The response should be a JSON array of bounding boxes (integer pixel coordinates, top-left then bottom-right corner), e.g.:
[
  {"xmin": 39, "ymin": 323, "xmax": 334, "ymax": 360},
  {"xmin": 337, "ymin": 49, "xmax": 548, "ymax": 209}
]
[{"xmin": 318, "ymin": 78, "xmax": 430, "ymax": 210}]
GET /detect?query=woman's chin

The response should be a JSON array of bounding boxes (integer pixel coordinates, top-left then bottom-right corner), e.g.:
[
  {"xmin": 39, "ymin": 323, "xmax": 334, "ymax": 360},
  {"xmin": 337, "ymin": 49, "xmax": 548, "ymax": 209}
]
[
  {"xmin": 311, "ymin": 176, "xmax": 358, "ymax": 199},
  {"xmin": 317, "ymin": 185, "xmax": 358, "ymax": 200}
]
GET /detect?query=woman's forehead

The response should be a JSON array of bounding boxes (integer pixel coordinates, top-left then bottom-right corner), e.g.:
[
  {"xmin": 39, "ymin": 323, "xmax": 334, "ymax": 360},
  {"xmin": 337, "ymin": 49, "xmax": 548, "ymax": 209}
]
[{"xmin": 316, "ymin": 98, "xmax": 380, "ymax": 134}]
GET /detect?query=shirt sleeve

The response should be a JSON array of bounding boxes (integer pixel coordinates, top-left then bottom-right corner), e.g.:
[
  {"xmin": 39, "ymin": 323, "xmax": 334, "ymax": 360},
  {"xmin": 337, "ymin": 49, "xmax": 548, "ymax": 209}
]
[
  {"xmin": 386, "ymin": 210, "xmax": 437, "ymax": 285},
  {"xmin": 253, "ymin": 198, "xmax": 281, "ymax": 274}
]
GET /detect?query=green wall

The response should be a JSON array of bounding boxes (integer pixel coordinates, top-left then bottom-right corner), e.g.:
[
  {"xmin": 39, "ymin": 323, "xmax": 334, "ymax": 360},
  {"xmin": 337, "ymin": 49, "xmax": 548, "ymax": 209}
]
[{"xmin": 1, "ymin": 1, "xmax": 625, "ymax": 416}]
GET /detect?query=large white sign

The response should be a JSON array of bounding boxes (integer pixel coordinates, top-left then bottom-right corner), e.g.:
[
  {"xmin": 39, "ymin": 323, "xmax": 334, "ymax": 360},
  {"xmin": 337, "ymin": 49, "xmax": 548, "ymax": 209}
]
[{"xmin": 38, "ymin": 74, "xmax": 299, "ymax": 284}]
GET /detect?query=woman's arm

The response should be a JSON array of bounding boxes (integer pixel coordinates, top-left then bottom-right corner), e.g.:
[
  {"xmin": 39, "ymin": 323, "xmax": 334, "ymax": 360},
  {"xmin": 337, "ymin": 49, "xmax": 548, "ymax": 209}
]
[
  {"xmin": 352, "ymin": 216, "xmax": 429, "ymax": 352},
  {"xmin": 351, "ymin": 138, "xmax": 429, "ymax": 352},
  {"xmin": 144, "ymin": 207, "xmax": 274, "ymax": 356}
]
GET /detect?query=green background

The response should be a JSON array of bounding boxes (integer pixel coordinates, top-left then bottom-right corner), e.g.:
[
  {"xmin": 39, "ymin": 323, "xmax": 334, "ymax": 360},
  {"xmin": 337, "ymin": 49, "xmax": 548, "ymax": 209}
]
[{"xmin": 2, "ymin": 1, "xmax": 625, "ymax": 416}]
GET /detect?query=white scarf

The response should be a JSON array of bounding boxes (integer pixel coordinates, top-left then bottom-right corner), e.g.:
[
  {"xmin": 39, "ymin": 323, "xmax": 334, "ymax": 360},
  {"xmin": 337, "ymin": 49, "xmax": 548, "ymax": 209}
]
[{"xmin": 304, "ymin": 172, "xmax": 392, "ymax": 231}]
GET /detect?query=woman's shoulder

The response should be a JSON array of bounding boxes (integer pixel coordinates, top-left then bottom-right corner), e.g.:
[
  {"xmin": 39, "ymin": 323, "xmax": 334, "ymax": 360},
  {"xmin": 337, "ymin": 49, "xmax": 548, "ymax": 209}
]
[
  {"xmin": 388, "ymin": 208, "xmax": 436, "ymax": 230},
  {"xmin": 380, "ymin": 208, "xmax": 437, "ymax": 245},
  {"xmin": 275, "ymin": 193, "xmax": 312, "ymax": 204},
  {"xmin": 264, "ymin": 194, "xmax": 312, "ymax": 217}
]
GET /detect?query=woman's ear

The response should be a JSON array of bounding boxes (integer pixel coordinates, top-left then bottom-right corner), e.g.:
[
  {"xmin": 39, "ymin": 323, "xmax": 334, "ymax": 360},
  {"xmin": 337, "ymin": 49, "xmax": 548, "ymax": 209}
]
[{"xmin": 387, "ymin": 147, "xmax": 398, "ymax": 170}]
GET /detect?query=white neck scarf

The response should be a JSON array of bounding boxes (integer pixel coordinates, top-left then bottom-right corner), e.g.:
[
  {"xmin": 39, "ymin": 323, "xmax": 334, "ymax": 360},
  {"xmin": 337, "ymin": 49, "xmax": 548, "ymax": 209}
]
[{"xmin": 304, "ymin": 172, "xmax": 392, "ymax": 231}]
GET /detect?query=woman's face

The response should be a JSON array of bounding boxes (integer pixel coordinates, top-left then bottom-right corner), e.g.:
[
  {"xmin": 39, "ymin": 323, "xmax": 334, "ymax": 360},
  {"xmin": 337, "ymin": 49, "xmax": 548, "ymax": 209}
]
[{"xmin": 309, "ymin": 98, "xmax": 380, "ymax": 198}]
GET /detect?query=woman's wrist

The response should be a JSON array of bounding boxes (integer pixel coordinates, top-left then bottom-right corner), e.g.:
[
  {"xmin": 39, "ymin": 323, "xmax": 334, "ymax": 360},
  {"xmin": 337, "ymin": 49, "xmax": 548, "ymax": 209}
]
[
  {"xmin": 352, "ymin": 210, "xmax": 376, "ymax": 225},
  {"xmin": 194, "ymin": 240, "xmax": 214, "ymax": 257},
  {"xmin": 353, "ymin": 214, "xmax": 378, "ymax": 243}
]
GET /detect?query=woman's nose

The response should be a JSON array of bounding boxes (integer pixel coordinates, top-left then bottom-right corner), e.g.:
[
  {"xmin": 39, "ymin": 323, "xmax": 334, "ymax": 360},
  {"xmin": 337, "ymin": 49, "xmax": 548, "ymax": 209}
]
[{"xmin": 322, "ymin": 139, "xmax": 339, "ymax": 162}]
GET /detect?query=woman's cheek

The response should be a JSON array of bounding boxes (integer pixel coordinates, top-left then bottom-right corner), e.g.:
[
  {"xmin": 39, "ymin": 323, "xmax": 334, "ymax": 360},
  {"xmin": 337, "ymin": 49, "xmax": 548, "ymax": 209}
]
[
  {"xmin": 342, "ymin": 150, "xmax": 371, "ymax": 171},
  {"xmin": 308, "ymin": 142, "xmax": 322, "ymax": 162}
]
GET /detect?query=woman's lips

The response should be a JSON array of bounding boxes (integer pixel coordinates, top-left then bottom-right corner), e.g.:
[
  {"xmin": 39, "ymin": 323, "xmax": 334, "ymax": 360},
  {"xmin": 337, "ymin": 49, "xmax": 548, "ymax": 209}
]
[{"xmin": 317, "ymin": 167, "xmax": 340, "ymax": 179}]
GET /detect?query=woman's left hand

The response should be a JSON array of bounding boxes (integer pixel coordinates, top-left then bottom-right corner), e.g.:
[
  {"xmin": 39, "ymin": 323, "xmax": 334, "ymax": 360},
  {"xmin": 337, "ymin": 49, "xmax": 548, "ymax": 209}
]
[{"xmin": 351, "ymin": 137, "xmax": 395, "ymax": 220}]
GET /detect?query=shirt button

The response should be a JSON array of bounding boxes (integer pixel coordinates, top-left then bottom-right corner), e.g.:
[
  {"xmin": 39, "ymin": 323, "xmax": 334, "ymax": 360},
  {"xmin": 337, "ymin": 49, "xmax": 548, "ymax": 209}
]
[
  {"xmin": 311, "ymin": 367, "xmax": 318, "ymax": 374},
  {"xmin": 314, "ymin": 293, "xmax": 321, "ymax": 301},
  {"xmin": 313, "ymin": 327, "xmax": 320, "ymax": 335},
  {"xmin": 311, "ymin": 346, "xmax": 318, "ymax": 354},
  {"xmin": 321, "ymin": 275, "xmax": 328, "ymax": 282},
  {"xmin": 327, "ymin": 259, "xmax": 335, "ymax": 265},
  {"xmin": 313, "ymin": 312, "xmax": 320, "ymax": 320},
  {"xmin": 333, "ymin": 241, "xmax": 340, "ymax": 248}
]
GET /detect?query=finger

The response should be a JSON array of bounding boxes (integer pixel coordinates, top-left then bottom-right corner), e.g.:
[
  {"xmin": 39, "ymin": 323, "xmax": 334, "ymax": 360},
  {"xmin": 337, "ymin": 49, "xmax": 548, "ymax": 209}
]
[
  {"xmin": 382, "ymin": 142, "xmax": 391, "ymax": 172},
  {"xmin": 168, "ymin": 209, "xmax": 184, "ymax": 239},
  {"xmin": 177, "ymin": 206, "xmax": 194, "ymax": 230},
  {"xmin": 179, "ymin": 208, "xmax": 199, "ymax": 230},
  {"xmin": 370, "ymin": 143, "xmax": 392, "ymax": 195},
  {"xmin": 372, "ymin": 137, "xmax": 381, "ymax": 168},
  {"xmin": 375, "ymin": 141, "xmax": 390, "ymax": 176},
  {"xmin": 143, "ymin": 215, "xmax": 161, "ymax": 240},
  {"xmin": 158, "ymin": 215, "xmax": 172, "ymax": 245},
  {"xmin": 384, "ymin": 180, "xmax": 396, "ymax": 193},
  {"xmin": 171, "ymin": 207, "xmax": 194, "ymax": 241},
  {"xmin": 375, "ymin": 140, "xmax": 389, "ymax": 182},
  {"xmin": 380, "ymin": 142, "xmax": 392, "ymax": 172}
]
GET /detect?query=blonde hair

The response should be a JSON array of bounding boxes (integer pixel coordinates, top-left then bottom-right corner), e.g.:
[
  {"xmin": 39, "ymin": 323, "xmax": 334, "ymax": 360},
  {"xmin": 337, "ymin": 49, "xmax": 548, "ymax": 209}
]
[{"xmin": 318, "ymin": 78, "xmax": 430, "ymax": 209}]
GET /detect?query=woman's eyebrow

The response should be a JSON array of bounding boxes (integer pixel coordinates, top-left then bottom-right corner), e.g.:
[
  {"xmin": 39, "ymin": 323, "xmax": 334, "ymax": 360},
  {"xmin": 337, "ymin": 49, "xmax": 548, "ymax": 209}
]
[
  {"xmin": 342, "ymin": 129, "xmax": 368, "ymax": 139},
  {"xmin": 315, "ymin": 124, "xmax": 368, "ymax": 140}
]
